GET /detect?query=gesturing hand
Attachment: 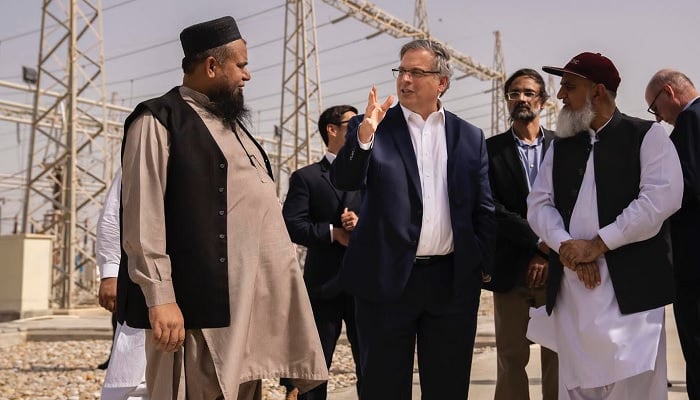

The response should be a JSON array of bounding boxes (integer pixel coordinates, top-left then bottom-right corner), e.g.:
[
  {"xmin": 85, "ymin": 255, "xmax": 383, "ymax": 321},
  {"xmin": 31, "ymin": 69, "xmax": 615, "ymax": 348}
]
[
  {"xmin": 358, "ymin": 86, "xmax": 394, "ymax": 144},
  {"xmin": 149, "ymin": 303, "xmax": 185, "ymax": 353}
]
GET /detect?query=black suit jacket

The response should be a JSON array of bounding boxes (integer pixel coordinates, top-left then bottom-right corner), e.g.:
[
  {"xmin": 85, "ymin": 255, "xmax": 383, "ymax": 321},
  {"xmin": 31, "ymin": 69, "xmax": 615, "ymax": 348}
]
[
  {"xmin": 282, "ymin": 157, "xmax": 362, "ymax": 299},
  {"xmin": 484, "ymin": 128, "xmax": 553, "ymax": 292},
  {"xmin": 669, "ymin": 98, "xmax": 700, "ymax": 283}
]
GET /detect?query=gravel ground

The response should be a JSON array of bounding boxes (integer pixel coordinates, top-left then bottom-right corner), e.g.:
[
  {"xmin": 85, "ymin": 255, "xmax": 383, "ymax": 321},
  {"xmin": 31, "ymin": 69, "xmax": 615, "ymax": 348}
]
[
  {"xmin": 0, "ymin": 339, "xmax": 358, "ymax": 400},
  {"xmin": 0, "ymin": 292, "xmax": 493, "ymax": 399}
]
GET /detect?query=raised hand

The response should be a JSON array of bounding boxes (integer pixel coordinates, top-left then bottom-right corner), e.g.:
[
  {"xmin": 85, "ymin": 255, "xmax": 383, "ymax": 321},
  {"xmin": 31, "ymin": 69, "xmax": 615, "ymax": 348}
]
[{"xmin": 358, "ymin": 86, "xmax": 395, "ymax": 144}]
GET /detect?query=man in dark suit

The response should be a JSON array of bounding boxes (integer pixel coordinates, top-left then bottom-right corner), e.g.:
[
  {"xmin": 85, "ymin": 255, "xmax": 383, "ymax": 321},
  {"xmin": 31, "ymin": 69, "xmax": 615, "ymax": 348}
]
[
  {"xmin": 485, "ymin": 68, "xmax": 557, "ymax": 400},
  {"xmin": 646, "ymin": 69, "xmax": 700, "ymax": 399},
  {"xmin": 281, "ymin": 104, "xmax": 362, "ymax": 400},
  {"xmin": 331, "ymin": 39, "xmax": 496, "ymax": 399}
]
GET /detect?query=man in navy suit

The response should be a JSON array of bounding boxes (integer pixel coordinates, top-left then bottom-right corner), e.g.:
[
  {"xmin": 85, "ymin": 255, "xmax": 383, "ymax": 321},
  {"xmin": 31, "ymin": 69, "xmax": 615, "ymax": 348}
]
[
  {"xmin": 332, "ymin": 39, "xmax": 496, "ymax": 399},
  {"xmin": 646, "ymin": 69, "xmax": 700, "ymax": 399},
  {"xmin": 281, "ymin": 104, "xmax": 362, "ymax": 400}
]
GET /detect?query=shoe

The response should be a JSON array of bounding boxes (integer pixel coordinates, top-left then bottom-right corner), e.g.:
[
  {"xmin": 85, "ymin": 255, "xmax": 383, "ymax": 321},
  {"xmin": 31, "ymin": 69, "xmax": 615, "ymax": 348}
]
[
  {"xmin": 285, "ymin": 387, "xmax": 299, "ymax": 400},
  {"xmin": 97, "ymin": 359, "xmax": 110, "ymax": 370}
]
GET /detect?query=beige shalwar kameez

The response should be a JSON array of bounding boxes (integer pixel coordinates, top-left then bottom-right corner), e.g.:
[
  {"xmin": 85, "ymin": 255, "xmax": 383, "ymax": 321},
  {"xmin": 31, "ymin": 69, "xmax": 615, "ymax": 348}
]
[{"xmin": 122, "ymin": 86, "xmax": 328, "ymax": 400}]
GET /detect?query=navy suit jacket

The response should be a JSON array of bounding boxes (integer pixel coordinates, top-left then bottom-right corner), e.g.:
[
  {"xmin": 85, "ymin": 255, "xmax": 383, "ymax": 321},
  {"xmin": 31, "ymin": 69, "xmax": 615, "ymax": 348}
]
[
  {"xmin": 669, "ymin": 97, "xmax": 700, "ymax": 283},
  {"xmin": 331, "ymin": 104, "xmax": 496, "ymax": 303},
  {"xmin": 282, "ymin": 158, "xmax": 362, "ymax": 299}
]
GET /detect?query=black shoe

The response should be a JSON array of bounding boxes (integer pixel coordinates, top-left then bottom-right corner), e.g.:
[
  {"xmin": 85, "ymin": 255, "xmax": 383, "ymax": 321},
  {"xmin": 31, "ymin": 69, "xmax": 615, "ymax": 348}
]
[{"xmin": 97, "ymin": 359, "xmax": 110, "ymax": 370}]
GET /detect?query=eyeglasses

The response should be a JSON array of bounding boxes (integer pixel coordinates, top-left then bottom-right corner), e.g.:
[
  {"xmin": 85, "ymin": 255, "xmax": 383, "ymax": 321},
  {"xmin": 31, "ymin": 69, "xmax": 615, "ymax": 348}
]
[
  {"xmin": 506, "ymin": 91, "xmax": 539, "ymax": 101},
  {"xmin": 334, "ymin": 119, "xmax": 351, "ymax": 126},
  {"xmin": 392, "ymin": 67, "xmax": 440, "ymax": 79},
  {"xmin": 647, "ymin": 86, "xmax": 666, "ymax": 116}
]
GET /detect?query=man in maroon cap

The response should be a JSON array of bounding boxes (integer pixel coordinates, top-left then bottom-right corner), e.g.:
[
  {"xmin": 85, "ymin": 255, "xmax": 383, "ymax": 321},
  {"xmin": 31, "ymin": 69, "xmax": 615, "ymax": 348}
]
[
  {"xmin": 119, "ymin": 16, "xmax": 326, "ymax": 399},
  {"xmin": 525, "ymin": 52, "xmax": 683, "ymax": 398}
]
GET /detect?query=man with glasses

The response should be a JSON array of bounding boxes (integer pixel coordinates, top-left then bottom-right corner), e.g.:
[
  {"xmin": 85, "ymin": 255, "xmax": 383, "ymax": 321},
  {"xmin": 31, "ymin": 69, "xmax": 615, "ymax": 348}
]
[
  {"xmin": 331, "ymin": 39, "xmax": 496, "ymax": 399},
  {"xmin": 526, "ymin": 52, "xmax": 682, "ymax": 399},
  {"xmin": 280, "ymin": 105, "xmax": 362, "ymax": 400},
  {"xmin": 646, "ymin": 69, "xmax": 700, "ymax": 399},
  {"xmin": 485, "ymin": 68, "xmax": 557, "ymax": 400}
]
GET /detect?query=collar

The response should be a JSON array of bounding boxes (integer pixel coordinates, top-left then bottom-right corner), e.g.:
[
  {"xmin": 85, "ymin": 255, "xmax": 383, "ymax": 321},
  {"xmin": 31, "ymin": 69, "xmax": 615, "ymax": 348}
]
[
  {"xmin": 399, "ymin": 100, "xmax": 445, "ymax": 123},
  {"xmin": 324, "ymin": 152, "xmax": 336, "ymax": 164},
  {"xmin": 510, "ymin": 126, "xmax": 544, "ymax": 148},
  {"xmin": 683, "ymin": 96, "xmax": 700, "ymax": 112}
]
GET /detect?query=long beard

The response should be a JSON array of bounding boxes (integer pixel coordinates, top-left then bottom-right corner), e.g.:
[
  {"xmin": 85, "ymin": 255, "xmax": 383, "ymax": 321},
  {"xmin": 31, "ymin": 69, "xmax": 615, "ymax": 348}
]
[
  {"xmin": 207, "ymin": 87, "xmax": 251, "ymax": 128},
  {"xmin": 555, "ymin": 97, "xmax": 595, "ymax": 138}
]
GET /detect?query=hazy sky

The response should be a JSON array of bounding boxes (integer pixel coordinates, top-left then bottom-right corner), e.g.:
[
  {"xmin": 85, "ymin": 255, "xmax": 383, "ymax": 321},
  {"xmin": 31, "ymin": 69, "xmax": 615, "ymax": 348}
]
[{"xmin": 0, "ymin": 0, "xmax": 697, "ymax": 225}]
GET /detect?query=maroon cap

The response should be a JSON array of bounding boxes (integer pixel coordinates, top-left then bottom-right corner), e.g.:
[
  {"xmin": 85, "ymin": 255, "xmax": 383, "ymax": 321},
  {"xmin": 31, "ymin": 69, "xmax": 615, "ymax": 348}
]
[{"xmin": 543, "ymin": 52, "xmax": 621, "ymax": 93}]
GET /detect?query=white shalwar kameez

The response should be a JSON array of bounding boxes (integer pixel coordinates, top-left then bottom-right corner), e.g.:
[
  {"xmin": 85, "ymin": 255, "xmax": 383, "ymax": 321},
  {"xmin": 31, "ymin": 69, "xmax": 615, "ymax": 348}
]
[{"xmin": 526, "ymin": 122, "xmax": 683, "ymax": 400}]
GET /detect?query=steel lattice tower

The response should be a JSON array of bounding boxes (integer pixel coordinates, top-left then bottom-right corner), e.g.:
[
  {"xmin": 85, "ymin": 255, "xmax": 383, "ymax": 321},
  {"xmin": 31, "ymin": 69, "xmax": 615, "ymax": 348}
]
[
  {"xmin": 276, "ymin": 0, "xmax": 324, "ymax": 195},
  {"xmin": 490, "ymin": 31, "xmax": 508, "ymax": 136},
  {"xmin": 24, "ymin": 0, "xmax": 114, "ymax": 308}
]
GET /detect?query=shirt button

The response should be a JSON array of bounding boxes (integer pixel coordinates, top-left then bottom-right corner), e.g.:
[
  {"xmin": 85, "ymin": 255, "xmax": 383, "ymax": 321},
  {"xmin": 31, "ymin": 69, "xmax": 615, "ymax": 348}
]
[
  {"xmin": 219, "ymin": 234, "xmax": 225, "ymax": 239},
  {"xmin": 219, "ymin": 210, "xmax": 225, "ymax": 216},
  {"xmin": 219, "ymin": 163, "xmax": 225, "ymax": 169},
  {"xmin": 218, "ymin": 187, "xmax": 225, "ymax": 193},
  {"xmin": 219, "ymin": 257, "xmax": 226, "ymax": 263}
]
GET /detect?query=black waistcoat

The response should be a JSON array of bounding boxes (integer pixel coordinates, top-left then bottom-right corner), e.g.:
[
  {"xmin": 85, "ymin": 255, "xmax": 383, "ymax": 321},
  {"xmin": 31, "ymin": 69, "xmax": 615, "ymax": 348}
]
[
  {"xmin": 547, "ymin": 110, "xmax": 674, "ymax": 315},
  {"xmin": 116, "ymin": 87, "xmax": 272, "ymax": 329}
]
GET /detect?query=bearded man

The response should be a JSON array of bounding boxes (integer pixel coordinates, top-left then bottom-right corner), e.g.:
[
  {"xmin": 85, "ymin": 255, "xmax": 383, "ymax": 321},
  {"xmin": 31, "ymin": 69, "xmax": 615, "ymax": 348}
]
[
  {"xmin": 525, "ymin": 52, "xmax": 683, "ymax": 399},
  {"xmin": 118, "ymin": 16, "xmax": 327, "ymax": 399},
  {"xmin": 485, "ymin": 68, "xmax": 558, "ymax": 400}
]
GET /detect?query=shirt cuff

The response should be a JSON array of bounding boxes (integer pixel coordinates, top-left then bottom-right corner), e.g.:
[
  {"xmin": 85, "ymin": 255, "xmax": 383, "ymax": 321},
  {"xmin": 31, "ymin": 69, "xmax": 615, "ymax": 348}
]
[
  {"xmin": 358, "ymin": 133, "xmax": 374, "ymax": 150},
  {"xmin": 140, "ymin": 281, "xmax": 177, "ymax": 308},
  {"xmin": 549, "ymin": 231, "xmax": 574, "ymax": 253},
  {"xmin": 597, "ymin": 224, "xmax": 624, "ymax": 251},
  {"xmin": 329, "ymin": 224, "xmax": 334, "ymax": 242},
  {"xmin": 99, "ymin": 262, "xmax": 120, "ymax": 279}
]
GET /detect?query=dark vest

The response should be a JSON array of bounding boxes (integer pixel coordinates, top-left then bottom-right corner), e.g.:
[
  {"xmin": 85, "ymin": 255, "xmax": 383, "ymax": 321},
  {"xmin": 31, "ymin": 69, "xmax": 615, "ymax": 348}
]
[
  {"xmin": 116, "ymin": 87, "xmax": 273, "ymax": 329},
  {"xmin": 547, "ymin": 110, "xmax": 674, "ymax": 315}
]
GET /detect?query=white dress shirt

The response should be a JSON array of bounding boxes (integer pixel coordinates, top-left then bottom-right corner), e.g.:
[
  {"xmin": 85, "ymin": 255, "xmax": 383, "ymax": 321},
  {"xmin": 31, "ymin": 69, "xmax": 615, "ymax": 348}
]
[
  {"xmin": 526, "ymin": 121, "xmax": 683, "ymax": 390},
  {"xmin": 400, "ymin": 104, "xmax": 453, "ymax": 256}
]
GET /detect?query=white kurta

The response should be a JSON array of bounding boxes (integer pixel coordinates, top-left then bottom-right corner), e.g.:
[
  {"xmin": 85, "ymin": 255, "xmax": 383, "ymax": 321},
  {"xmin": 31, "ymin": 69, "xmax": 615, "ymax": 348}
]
[
  {"xmin": 97, "ymin": 168, "xmax": 148, "ymax": 400},
  {"xmin": 526, "ymin": 121, "xmax": 683, "ymax": 393}
]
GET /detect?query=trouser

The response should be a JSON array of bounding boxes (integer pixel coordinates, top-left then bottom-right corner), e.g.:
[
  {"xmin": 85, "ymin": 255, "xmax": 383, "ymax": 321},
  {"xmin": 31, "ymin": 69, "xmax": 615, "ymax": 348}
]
[
  {"xmin": 674, "ymin": 282, "xmax": 700, "ymax": 399},
  {"xmin": 145, "ymin": 329, "xmax": 262, "ymax": 400},
  {"xmin": 494, "ymin": 283, "xmax": 558, "ymax": 400}
]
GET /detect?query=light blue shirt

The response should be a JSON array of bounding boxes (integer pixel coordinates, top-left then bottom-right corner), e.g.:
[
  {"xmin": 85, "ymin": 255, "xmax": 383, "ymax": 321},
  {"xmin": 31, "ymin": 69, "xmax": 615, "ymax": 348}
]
[{"xmin": 511, "ymin": 127, "xmax": 544, "ymax": 191}]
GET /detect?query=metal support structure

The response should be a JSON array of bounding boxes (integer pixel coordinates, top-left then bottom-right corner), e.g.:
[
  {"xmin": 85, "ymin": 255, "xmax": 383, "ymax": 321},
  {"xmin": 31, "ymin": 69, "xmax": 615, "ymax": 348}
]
[
  {"xmin": 321, "ymin": 0, "xmax": 503, "ymax": 81},
  {"xmin": 413, "ymin": 0, "xmax": 429, "ymax": 37},
  {"xmin": 23, "ymin": 0, "xmax": 115, "ymax": 309},
  {"xmin": 490, "ymin": 31, "xmax": 507, "ymax": 136},
  {"xmin": 276, "ymin": 0, "xmax": 324, "ymax": 195},
  {"xmin": 543, "ymin": 74, "xmax": 559, "ymax": 130}
]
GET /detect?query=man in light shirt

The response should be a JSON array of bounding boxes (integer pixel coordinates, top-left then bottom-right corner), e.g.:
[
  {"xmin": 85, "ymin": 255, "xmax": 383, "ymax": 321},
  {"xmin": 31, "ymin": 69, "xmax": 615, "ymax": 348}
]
[
  {"xmin": 331, "ymin": 39, "xmax": 496, "ymax": 399},
  {"xmin": 527, "ymin": 52, "xmax": 683, "ymax": 399},
  {"xmin": 96, "ymin": 168, "xmax": 147, "ymax": 400}
]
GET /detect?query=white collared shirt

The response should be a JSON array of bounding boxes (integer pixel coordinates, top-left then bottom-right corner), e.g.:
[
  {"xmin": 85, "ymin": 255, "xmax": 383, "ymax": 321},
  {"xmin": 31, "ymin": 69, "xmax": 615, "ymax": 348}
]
[{"xmin": 400, "ymin": 103, "xmax": 453, "ymax": 256}]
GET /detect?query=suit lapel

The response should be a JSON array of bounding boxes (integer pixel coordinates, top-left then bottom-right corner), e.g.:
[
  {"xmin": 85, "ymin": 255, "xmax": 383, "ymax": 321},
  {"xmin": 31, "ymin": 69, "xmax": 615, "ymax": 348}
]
[
  {"xmin": 319, "ymin": 158, "xmax": 343, "ymax": 203},
  {"xmin": 503, "ymin": 131, "xmax": 530, "ymax": 197},
  {"xmin": 388, "ymin": 106, "xmax": 422, "ymax": 201}
]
